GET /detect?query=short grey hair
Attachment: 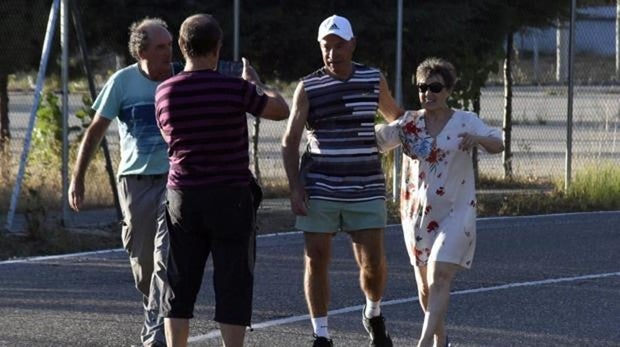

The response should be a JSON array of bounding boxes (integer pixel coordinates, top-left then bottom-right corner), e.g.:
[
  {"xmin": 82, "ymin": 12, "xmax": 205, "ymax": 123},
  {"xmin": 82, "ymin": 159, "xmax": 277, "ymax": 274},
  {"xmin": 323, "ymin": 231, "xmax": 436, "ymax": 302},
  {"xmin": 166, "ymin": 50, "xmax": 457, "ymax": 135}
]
[
  {"xmin": 414, "ymin": 57, "xmax": 457, "ymax": 89},
  {"xmin": 128, "ymin": 17, "xmax": 168, "ymax": 61}
]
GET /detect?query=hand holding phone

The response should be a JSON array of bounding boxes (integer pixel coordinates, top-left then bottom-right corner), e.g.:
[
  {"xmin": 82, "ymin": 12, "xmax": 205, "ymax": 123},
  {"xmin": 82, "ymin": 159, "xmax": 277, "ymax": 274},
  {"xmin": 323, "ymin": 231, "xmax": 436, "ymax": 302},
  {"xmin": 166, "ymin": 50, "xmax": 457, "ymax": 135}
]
[
  {"xmin": 240, "ymin": 57, "xmax": 262, "ymax": 85},
  {"xmin": 217, "ymin": 60, "xmax": 243, "ymax": 77}
]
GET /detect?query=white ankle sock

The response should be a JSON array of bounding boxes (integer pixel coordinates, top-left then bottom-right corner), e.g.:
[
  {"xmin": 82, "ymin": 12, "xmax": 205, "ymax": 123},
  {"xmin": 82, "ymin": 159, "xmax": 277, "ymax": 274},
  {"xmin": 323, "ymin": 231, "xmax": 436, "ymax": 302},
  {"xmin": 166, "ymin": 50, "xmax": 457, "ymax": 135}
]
[
  {"xmin": 311, "ymin": 316, "xmax": 329, "ymax": 338},
  {"xmin": 365, "ymin": 298, "xmax": 381, "ymax": 318}
]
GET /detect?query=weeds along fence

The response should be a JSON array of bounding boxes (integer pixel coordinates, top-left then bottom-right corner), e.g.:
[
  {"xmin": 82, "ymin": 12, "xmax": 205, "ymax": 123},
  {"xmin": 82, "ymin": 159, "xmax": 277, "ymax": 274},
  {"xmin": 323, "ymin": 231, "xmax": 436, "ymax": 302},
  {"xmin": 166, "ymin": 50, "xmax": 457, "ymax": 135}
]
[{"xmin": 1, "ymin": 2, "xmax": 619, "ymax": 217}]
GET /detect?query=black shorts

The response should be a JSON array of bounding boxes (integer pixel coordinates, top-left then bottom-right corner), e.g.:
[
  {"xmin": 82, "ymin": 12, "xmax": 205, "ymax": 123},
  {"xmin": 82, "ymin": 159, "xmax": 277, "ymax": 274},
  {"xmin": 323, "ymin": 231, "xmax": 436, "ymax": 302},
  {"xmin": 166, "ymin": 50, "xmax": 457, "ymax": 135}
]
[{"xmin": 162, "ymin": 186, "xmax": 256, "ymax": 326}]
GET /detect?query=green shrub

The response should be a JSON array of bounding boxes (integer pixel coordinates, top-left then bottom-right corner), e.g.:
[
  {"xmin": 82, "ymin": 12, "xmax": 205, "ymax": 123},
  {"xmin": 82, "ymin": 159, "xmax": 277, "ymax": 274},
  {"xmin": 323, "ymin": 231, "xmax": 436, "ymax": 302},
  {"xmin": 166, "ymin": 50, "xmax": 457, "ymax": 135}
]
[
  {"xmin": 32, "ymin": 90, "xmax": 86, "ymax": 164},
  {"xmin": 32, "ymin": 91, "xmax": 63, "ymax": 163}
]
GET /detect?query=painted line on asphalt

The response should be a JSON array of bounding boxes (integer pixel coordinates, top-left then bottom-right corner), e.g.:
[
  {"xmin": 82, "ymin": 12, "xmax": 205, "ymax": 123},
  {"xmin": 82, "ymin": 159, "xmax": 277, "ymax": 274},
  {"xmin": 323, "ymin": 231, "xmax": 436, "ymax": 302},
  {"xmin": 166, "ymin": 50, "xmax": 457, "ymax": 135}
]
[
  {"xmin": 189, "ymin": 270, "xmax": 620, "ymax": 342},
  {"xmin": 0, "ymin": 232, "xmax": 304, "ymax": 266},
  {"xmin": 0, "ymin": 248, "xmax": 125, "ymax": 265},
  {"xmin": 2, "ymin": 209, "xmax": 619, "ymax": 265}
]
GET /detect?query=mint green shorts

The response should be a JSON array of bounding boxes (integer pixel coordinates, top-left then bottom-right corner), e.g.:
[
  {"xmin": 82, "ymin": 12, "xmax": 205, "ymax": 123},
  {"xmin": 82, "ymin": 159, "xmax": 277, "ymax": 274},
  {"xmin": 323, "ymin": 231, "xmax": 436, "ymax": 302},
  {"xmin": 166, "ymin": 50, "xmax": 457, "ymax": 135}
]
[{"xmin": 295, "ymin": 199, "xmax": 387, "ymax": 233}]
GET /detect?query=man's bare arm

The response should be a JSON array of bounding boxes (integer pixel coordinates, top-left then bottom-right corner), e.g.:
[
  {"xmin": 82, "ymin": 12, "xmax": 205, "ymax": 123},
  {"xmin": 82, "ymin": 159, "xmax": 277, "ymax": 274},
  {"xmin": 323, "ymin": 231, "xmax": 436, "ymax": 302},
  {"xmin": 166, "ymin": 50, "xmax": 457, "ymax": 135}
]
[
  {"xmin": 242, "ymin": 57, "xmax": 289, "ymax": 120},
  {"xmin": 377, "ymin": 73, "xmax": 405, "ymax": 122},
  {"xmin": 68, "ymin": 115, "xmax": 112, "ymax": 211},
  {"xmin": 281, "ymin": 81, "xmax": 309, "ymax": 215}
]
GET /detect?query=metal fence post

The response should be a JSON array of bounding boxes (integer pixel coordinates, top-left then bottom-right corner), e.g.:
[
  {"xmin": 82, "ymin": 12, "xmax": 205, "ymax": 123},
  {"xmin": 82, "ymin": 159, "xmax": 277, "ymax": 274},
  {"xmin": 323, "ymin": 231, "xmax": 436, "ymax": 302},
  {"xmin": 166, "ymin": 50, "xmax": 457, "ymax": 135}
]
[
  {"xmin": 565, "ymin": 0, "xmax": 576, "ymax": 190},
  {"xmin": 4, "ymin": 0, "xmax": 60, "ymax": 232},
  {"xmin": 392, "ymin": 0, "xmax": 403, "ymax": 202}
]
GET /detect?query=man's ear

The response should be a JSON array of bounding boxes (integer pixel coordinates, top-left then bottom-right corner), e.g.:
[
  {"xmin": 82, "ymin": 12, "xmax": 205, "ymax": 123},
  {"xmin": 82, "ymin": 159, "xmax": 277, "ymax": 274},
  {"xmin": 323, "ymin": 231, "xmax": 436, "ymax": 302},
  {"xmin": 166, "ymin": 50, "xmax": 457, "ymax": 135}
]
[
  {"xmin": 213, "ymin": 40, "xmax": 222, "ymax": 59},
  {"xmin": 350, "ymin": 37, "xmax": 357, "ymax": 52},
  {"xmin": 178, "ymin": 38, "xmax": 184, "ymax": 56}
]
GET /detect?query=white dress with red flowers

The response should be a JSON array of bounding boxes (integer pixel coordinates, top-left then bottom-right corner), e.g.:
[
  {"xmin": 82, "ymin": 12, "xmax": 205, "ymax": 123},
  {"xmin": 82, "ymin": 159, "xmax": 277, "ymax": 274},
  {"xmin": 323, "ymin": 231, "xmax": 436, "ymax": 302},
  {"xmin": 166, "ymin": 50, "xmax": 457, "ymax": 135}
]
[{"xmin": 396, "ymin": 109, "xmax": 501, "ymax": 269}]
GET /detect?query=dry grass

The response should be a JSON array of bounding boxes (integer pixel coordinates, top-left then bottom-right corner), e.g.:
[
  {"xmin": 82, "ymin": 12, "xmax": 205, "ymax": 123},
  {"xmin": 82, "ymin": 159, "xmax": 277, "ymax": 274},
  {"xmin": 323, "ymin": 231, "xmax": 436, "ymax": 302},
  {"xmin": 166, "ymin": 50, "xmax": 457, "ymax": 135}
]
[
  {"xmin": 0, "ymin": 147, "xmax": 117, "ymax": 214},
  {"xmin": 0, "ymin": 144, "xmax": 122, "ymax": 260}
]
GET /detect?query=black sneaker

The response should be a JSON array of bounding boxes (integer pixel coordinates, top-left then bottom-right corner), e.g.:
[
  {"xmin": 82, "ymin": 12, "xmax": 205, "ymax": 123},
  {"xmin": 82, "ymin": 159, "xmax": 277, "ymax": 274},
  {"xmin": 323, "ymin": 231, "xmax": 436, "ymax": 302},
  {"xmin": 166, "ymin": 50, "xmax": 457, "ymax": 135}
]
[
  {"xmin": 362, "ymin": 307, "xmax": 393, "ymax": 347},
  {"xmin": 312, "ymin": 334, "xmax": 333, "ymax": 347}
]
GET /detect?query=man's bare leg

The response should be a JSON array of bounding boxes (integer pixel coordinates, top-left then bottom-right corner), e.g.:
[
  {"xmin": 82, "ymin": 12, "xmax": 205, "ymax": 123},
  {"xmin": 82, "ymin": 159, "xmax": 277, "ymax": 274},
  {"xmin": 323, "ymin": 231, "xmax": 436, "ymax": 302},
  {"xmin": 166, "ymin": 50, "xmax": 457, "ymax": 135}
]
[
  {"xmin": 350, "ymin": 228, "xmax": 387, "ymax": 301},
  {"xmin": 219, "ymin": 323, "xmax": 246, "ymax": 347},
  {"xmin": 164, "ymin": 317, "xmax": 189, "ymax": 347}
]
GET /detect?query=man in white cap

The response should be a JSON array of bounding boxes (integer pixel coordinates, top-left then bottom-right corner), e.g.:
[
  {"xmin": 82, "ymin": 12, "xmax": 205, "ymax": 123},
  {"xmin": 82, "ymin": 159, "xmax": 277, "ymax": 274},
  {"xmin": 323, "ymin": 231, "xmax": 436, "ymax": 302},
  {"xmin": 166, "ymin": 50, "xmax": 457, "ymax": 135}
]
[{"xmin": 282, "ymin": 14, "xmax": 403, "ymax": 347}]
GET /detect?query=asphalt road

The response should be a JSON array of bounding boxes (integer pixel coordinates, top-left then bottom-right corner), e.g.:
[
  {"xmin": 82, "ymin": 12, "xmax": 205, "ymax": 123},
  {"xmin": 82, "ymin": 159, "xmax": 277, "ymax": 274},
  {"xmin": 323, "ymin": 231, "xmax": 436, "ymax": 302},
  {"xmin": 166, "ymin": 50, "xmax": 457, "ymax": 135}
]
[{"xmin": 1, "ymin": 211, "xmax": 619, "ymax": 346}]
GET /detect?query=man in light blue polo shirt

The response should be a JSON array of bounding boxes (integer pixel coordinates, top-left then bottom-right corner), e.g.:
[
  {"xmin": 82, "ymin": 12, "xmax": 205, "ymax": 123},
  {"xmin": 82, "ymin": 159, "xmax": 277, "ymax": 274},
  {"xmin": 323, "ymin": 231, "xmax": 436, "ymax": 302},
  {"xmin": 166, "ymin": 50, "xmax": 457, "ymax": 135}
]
[{"xmin": 69, "ymin": 17, "xmax": 177, "ymax": 347}]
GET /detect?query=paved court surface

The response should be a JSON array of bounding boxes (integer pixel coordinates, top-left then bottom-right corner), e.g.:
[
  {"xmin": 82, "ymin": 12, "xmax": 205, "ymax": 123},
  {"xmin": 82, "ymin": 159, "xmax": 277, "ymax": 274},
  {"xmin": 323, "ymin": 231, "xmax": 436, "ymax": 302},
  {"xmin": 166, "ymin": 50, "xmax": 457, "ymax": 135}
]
[{"xmin": 0, "ymin": 211, "xmax": 619, "ymax": 346}]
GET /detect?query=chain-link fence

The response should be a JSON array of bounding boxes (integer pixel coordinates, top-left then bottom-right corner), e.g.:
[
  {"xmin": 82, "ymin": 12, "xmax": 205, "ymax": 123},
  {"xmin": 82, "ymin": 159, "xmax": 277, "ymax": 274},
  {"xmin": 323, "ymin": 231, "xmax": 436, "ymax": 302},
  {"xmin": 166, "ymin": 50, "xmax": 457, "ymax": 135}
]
[
  {"xmin": 477, "ymin": 4, "xmax": 619, "ymax": 180},
  {"xmin": 1, "ymin": 2, "xmax": 619, "ymax": 224}
]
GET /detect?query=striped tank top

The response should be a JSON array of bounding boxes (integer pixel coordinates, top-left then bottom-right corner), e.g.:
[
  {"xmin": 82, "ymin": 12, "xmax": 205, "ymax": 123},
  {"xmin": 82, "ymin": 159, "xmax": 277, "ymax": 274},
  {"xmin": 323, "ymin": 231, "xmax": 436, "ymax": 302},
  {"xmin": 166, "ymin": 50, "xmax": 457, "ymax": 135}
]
[{"xmin": 300, "ymin": 63, "xmax": 385, "ymax": 202}]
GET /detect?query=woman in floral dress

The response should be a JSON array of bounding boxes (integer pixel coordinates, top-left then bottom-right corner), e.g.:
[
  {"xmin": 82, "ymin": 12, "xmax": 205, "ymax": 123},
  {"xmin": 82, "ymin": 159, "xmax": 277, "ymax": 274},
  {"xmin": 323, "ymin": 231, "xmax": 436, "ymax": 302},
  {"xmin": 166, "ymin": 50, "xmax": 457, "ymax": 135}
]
[{"xmin": 376, "ymin": 58, "xmax": 504, "ymax": 347}]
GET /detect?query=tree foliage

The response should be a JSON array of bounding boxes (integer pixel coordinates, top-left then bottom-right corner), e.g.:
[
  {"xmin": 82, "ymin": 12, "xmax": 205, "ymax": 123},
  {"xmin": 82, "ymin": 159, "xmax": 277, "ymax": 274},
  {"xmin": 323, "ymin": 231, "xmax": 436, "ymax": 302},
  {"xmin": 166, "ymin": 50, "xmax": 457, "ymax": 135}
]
[
  {"xmin": 231, "ymin": 0, "xmax": 567, "ymax": 109},
  {"xmin": 0, "ymin": 0, "xmax": 48, "ymax": 75},
  {"xmin": 0, "ymin": 0, "xmax": 573, "ymax": 146},
  {"xmin": 0, "ymin": 0, "xmax": 48, "ymax": 146},
  {"xmin": 68, "ymin": 0, "xmax": 570, "ymax": 109},
  {"xmin": 74, "ymin": 0, "xmax": 235, "ymax": 66}
]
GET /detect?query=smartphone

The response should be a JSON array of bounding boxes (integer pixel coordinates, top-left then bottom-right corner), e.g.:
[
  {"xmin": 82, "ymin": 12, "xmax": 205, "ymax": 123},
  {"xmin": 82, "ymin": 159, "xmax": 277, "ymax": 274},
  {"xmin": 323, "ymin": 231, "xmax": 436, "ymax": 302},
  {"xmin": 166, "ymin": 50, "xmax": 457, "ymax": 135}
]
[{"xmin": 218, "ymin": 60, "xmax": 243, "ymax": 78}]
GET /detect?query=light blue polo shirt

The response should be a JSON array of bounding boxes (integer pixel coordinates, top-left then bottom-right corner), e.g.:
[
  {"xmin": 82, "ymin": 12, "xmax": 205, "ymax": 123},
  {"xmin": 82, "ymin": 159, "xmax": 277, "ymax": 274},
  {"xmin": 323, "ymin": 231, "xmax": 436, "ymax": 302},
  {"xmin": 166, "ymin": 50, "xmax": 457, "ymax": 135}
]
[{"xmin": 92, "ymin": 63, "xmax": 169, "ymax": 176}]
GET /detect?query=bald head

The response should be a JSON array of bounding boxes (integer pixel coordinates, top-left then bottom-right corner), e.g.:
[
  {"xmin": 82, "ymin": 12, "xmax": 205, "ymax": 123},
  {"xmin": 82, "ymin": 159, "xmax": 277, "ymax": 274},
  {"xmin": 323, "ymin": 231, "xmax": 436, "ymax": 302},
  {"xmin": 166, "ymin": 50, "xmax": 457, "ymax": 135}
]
[
  {"xmin": 128, "ymin": 17, "xmax": 169, "ymax": 62},
  {"xmin": 179, "ymin": 13, "xmax": 222, "ymax": 58}
]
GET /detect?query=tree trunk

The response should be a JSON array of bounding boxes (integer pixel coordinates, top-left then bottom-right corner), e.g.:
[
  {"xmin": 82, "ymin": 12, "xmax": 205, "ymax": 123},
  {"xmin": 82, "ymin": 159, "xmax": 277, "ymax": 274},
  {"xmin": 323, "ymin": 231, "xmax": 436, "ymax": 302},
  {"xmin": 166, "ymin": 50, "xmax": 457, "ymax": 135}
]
[
  {"xmin": 0, "ymin": 72, "xmax": 10, "ymax": 150},
  {"xmin": 503, "ymin": 32, "xmax": 514, "ymax": 179}
]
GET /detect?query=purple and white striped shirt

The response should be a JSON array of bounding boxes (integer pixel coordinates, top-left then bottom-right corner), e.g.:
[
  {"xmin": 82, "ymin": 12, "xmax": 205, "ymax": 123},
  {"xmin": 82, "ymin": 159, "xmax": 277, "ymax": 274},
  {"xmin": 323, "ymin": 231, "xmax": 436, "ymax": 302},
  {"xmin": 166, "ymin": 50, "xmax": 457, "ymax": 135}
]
[
  {"xmin": 300, "ymin": 63, "xmax": 385, "ymax": 202},
  {"xmin": 155, "ymin": 69, "xmax": 267, "ymax": 189}
]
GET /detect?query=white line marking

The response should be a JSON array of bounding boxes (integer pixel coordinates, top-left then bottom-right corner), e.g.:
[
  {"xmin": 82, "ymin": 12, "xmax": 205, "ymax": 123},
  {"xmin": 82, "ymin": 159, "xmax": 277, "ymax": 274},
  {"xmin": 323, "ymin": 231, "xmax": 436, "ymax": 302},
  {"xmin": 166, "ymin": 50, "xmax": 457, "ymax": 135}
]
[
  {"xmin": 4, "ymin": 209, "xmax": 618, "ymax": 265},
  {"xmin": 478, "ymin": 210, "xmax": 620, "ymax": 222},
  {"xmin": 0, "ymin": 248, "xmax": 124, "ymax": 265},
  {"xmin": 0, "ymin": 231, "xmax": 308, "ymax": 265},
  {"xmin": 0, "ymin": 226, "xmax": 395, "ymax": 265},
  {"xmin": 0, "ymin": 232, "xmax": 304, "ymax": 265},
  {"xmin": 189, "ymin": 271, "xmax": 620, "ymax": 342}
]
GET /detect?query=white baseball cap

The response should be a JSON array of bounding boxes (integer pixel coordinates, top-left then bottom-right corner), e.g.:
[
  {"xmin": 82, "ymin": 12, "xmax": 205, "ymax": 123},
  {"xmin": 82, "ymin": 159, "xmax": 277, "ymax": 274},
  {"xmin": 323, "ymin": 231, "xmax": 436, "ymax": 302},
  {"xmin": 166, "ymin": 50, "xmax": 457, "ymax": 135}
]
[{"xmin": 317, "ymin": 15, "xmax": 354, "ymax": 41}]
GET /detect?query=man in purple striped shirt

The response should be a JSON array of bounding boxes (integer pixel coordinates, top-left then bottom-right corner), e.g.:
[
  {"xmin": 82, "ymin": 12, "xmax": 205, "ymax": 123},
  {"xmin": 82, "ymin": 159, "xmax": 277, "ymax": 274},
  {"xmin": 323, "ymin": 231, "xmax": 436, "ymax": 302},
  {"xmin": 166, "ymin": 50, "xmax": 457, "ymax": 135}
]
[{"xmin": 154, "ymin": 13, "xmax": 289, "ymax": 347}]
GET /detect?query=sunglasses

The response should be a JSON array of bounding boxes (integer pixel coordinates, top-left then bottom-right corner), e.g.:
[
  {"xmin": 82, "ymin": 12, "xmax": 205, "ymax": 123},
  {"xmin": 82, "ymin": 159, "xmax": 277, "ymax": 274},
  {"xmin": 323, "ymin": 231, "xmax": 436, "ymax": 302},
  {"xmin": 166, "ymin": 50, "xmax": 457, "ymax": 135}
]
[{"xmin": 417, "ymin": 82, "xmax": 445, "ymax": 93}]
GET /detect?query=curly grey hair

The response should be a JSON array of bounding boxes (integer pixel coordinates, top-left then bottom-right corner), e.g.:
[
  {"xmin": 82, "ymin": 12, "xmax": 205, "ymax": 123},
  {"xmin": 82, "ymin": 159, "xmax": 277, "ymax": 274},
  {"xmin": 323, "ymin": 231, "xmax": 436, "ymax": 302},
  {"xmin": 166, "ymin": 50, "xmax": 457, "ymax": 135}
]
[{"xmin": 128, "ymin": 17, "xmax": 168, "ymax": 61}]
